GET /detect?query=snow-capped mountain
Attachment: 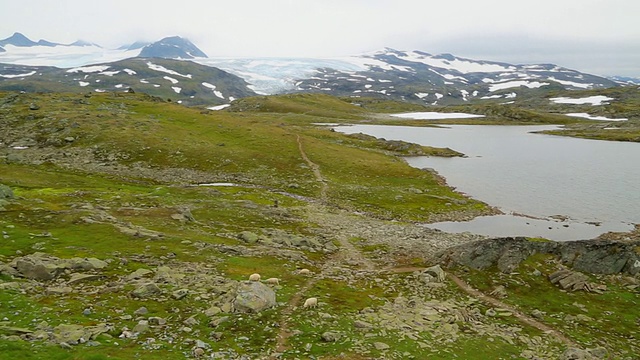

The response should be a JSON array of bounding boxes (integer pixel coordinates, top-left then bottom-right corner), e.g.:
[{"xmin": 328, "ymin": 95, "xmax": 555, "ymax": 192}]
[
  {"xmin": 290, "ymin": 48, "xmax": 618, "ymax": 104},
  {"xmin": 0, "ymin": 34, "xmax": 626, "ymax": 104},
  {"xmin": 139, "ymin": 36, "xmax": 207, "ymax": 59}
]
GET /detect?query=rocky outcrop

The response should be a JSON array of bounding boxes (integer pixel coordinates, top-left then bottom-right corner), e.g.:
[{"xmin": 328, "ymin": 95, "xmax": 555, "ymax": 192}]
[
  {"xmin": 437, "ymin": 237, "xmax": 640, "ymax": 275},
  {"xmin": 4, "ymin": 253, "xmax": 108, "ymax": 281}
]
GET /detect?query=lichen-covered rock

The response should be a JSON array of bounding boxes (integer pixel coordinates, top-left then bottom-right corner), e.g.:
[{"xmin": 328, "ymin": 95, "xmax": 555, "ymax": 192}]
[
  {"xmin": 131, "ymin": 282, "xmax": 162, "ymax": 298},
  {"xmin": 233, "ymin": 281, "xmax": 276, "ymax": 313}
]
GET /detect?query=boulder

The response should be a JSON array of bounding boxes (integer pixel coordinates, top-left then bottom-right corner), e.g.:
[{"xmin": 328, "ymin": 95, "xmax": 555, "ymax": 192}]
[
  {"xmin": 238, "ymin": 231, "xmax": 259, "ymax": 244},
  {"xmin": 51, "ymin": 323, "xmax": 111, "ymax": 345},
  {"xmin": 0, "ymin": 184, "xmax": 14, "ymax": 199},
  {"xmin": 424, "ymin": 264, "xmax": 446, "ymax": 282},
  {"xmin": 233, "ymin": 281, "xmax": 276, "ymax": 313},
  {"xmin": 131, "ymin": 282, "xmax": 162, "ymax": 298}
]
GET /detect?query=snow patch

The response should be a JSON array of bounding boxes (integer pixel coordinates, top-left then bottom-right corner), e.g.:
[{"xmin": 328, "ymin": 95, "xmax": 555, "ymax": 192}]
[
  {"xmin": 202, "ymin": 82, "xmax": 216, "ymax": 90},
  {"xmin": 550, "ymin": 96, "xmax": 613, "ymax": 106},
  {"xmin": 171, "ymin": 86, "xmax": 181, "ymax": 94},
  {"xmin": 391, "ymin": 112, "xmax": 485, "ymax": 120},
  {"xmin": 78, "ymin": 81, "xmax": 90, "ymax": 87},
  {"xmin": 489, "ymin": 80, "xmax": 549, "ymax": 92},
  {"xmin": 548, "ymin": 77, "xmax": 592, "ymax": 89},
  {"xmin": 214, "ymin": 91, "xmax": 224, "ymax": 99},
  {"xmin": 0, "ymin": 71, "xmax": 36, "ymax": 78},
  {"xmin": 164, "ymin": 76, "xmax": 179, "ymax": 84},
  {"xmin": 100, "ymin": 70, "xmax": 120, "ymax": 76},
  {"xmin": 147, "ymin": 62, "xmax": 192, "ymax": 78},
  {"xmin": 396, "ymin": 51, "xmax": 516, "ymax": 74},
  {"xmin": 123, "ymin": 68, "xmax": 137, "ymax": 75},
  {"xmin": 208, "ymin": 104, "xmax": 231, "ymax": 111},
  {"xmin": 67, "ymin": 65, "xmax": 110, "ymax": 73},
  {"xmin": 415, "ymin": 93, "xmax": 429, "ymax": 99},
  {"xmin": 565, "ymin": 113, "xmax": 627, "ymax": 121}
]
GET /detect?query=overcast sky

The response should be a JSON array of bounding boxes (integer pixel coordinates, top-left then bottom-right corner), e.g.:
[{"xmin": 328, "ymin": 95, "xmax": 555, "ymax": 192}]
[{"xmin": 1, "ymin": 0, "xmax": 639, "ymax": 76}]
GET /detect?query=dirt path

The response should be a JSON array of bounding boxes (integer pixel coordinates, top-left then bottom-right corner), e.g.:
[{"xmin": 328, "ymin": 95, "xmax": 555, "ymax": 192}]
[
  {"xmin": 448, "ymin": 273, "xmax": 578, "ymax": 347},
  {"xmin": 297, "ymin": 135, "xmax": 328, "ymax": 202},
  {"xmin": 272, "ymin": 138, "xmax": 377, "ymax": 356}
]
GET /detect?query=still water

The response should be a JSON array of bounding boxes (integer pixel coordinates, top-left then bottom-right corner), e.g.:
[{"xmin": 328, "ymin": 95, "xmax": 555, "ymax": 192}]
[{"xmin": 336, "ymin": 124, "xmax": 640, "ymax": 240}]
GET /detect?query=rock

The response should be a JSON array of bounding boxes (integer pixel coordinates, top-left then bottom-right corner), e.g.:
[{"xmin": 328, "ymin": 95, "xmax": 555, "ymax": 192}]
[
  {"xmin": 209, "ymin": 316, "xmax": 230, "ymax": 328},
  {"xmin": 561, "ymin": 347, "xmax": 595, "ymax": 360},
  {"xmin": 0, "ymin": 325, "xmax": 33, "ymax": 336},
  {"xmin": 83, "ymin": 308, "xmax": 92, "ymax": 316},
  {"xmin": 374, "ymin": 342, "xmax": 390, "ymax": 350},
  {"xmin": 0, "ymin": 184, "xmax": 14, "ymax": 200},
  {"xmin": 29, "ymin": 103, "xmax": 40, "ymax": 110},
  {"xmin": 134, "ymin": 307, "xmax": 148, "ymax": 316},
  {"xmin": 423, "ymin": 265, "xmax": 446, "ymax": 282},
  {"xmin": 485, "ymin": 309, "xmax": 497, "ymax": 317},
  {"xmin": 148, "ymin": 317, "xmax": 166, "ymax": 326},
  {"xmin": 51, "ymin": 323, "xmax": 111, "ymax": 345},
  {"xmin": 131, "ymin": 282, "xmax": 162, "ymax": 298},
  {"xmin": 321, "ymin": 331, "xmax": 341, "ymax": 342},
  {"xmin": 69, "ymin": 257, "xmax": 108, "ymax": 271},
  {"xmin": 489, "ymin": 285, "xmax": 507, "ymax": 298},
  {"xmin": 204, "ymin": 306, "xmax": 222, "ymax": 317},
  {"xmin": 531, "ymin": 309, "xmax": 544, "ymax": 320},
  {"xmin": 549, "ymin": 269, "xmax": 591, "ymax": 291},
  {"xmin": 64, "ymin": 137, "xmax": 75, "ymax": 143},
  {"xmin": 172, "ymin": 288, "xmax": 189, "ymax": 300},
  {"xmin": 15, "ymin": 259, "xmax": 57, "ymax": 280},
  {"xmin": 193, "ymin": 347, "xmax": 206, "ymax": 357},
  {"xmin": 184, "ymin": 316, "xmax": 199, "ymax": 326},
  {"xmin": 238, "ymin": 231, "xmax": 259, "ymax": 244},
  {"xmin": 233, "ymin": 281, "xmax": 276, "ymax": 313},
  {"xmin": 354, "ymin": 320, "xmax": 373, "ymax": 329},
  {"xmin": 127, "ymin": 268, "xmax": 154, "ymax": 280},
  {"xmin": 46, "ymin": 286, "xmax": 73, "ymax": 295},
  {"xmin": 67, "ymin": 273, "xmax": 103, "ymax": 284},
  {"xmin": 132, "ymin": 320, "xmax": 150, "ymax": 334}
]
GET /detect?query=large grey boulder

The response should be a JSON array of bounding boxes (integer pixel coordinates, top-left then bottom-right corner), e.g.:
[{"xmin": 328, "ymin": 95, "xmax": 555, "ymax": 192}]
[
  {"xmin": 233, "ymin": 281, "xmax": 276, "ymax": 313},
  {"xmin": 0, "ymin": 184, "xmax": 14, "ymax": 199},
  {"xmin": 131, "ymin": 282, "xmax": 162, "ymax": 298}
]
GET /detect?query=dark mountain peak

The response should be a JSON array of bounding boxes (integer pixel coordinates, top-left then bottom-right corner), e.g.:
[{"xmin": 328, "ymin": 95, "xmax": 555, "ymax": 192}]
[
  {"xmin": 433, "ymin": 53, "xmax": 456, "ymax": 61},
  {"xmin": 0, "ymin": 32, "xmax": 38, "ymax": 47},
  {"xmin": 138, "ymin": 36, "xmax": 208, "ymax": 59}
]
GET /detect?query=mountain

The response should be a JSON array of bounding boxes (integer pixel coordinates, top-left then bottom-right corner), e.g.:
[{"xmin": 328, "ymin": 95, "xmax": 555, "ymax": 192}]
[
  {"xmin": 291, "ymin": 48, "xmax": 619, "ymax": 105},
  {"xmin": 138, "ymin": 36, "xmax": 207, "ymax": 59},
  {"xmin": 0, "ymin": 32, "xmax": 40, "ymax": 47},
  {"xmin": 0, "ymin": 58, "xmax": 255, "ymax": 106},
  {"xmin": 609, "ymin": 76, "xmax": 640, "ymax": 85},
  {"xmin": 118, "ymin": 41, "xmax": 150, "ymax": 51},
  {"xmin": 69, "ymin": 40, "xmax": 100, "ymax": 47}
]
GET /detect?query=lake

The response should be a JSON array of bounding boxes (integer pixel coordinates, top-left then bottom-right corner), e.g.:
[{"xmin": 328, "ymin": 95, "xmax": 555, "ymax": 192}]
[{"xmin": 335, "ymin": 124, "xmax": 640, "ymax": 240}]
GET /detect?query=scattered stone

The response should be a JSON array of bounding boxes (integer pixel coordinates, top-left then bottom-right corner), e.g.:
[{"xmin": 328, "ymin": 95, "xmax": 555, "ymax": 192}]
[
  {"xmin": 0, "ymin": 325, "xmax": 33, "ymax": 336},
  {"xmin": 148, "ymin": 317, "xmax": 166, "ymax": 326},
  {"xmin": 489, "ymin": 285, "xmax": 507, "ymax": 298},
  {"xmin": 184, "ymin": 316, "xmax": 199, "ymax": 327},
  {"xmin": 82, "ymin": 308, "xmax": 92, "ymax": 316},
  {"xmin": 134, "ymin": 307, "xmax": 148, "ymax": 316},
  {"xmin": 374, "ymin": 342, "xmax": 390, "ymax": 350},
  {"xmin": 51, "ymin": 323, "xmax": 111, "ymax": 345},
  {"xmin": 321, "ymin": 331, "xmax": 341, "ymax": 342},
  {"xmin": 172, "ymin": 288, "xmax": 189, "ymax": 300},
  {"xmin": 354, "ymin": 320, "xmax": 373, "ymax": 329},
  {"xmin": 485, "ymin": 309, "xmax": 497, "ymax": 317},
  {"xmin": 238, "ymin": 231, "xmax": 259, "ymax": 244},
  {"xmin": 131, "ymin": 282, "xmax": 162, "ymax": 298},
  {"xmin": 0, "ymin": 184, "xmax": 14, "ymax": 200},
  {"xmin": 46, "ymin": 286, "xmax": 73, "ymax": 295},
  {"xmin": 67, "ymin": 273, "xmax": 103, "ymax": 284},
  {"xmin": 132, "ymin": 320, "xmax": 150, "ymax": 334},
  {"xmin": 126, "ymin": 268, "xmax": 154, "ymax": 280},
  {"xmin": 29, "ymin": 103, "xmax": 40, "ymax": 110},
  {"xmin": 204, "ymin": 306, "xmax": 222, "ymax": 317}
]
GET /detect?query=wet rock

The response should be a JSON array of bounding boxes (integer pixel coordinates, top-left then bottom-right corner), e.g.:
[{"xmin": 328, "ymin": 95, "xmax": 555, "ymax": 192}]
[
  {"xmin": 233, "ymin": 281, "xmax": 276, "ymax": 313},
  {"xmin": 131, "ymin": 282, "xmax": 162, "ymax": 298}
]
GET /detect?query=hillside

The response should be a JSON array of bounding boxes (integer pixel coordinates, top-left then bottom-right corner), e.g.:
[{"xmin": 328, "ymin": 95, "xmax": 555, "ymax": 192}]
[
  {"xmin": 0, "ymin": 58, "xmax": 255, "ymax": 106},
  {"xmin": 0, "ymin": 90, "xmax": 638, "ymax": 359}
]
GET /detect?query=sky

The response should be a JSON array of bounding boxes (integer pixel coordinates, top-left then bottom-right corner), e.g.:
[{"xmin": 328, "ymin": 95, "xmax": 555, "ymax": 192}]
[{"xmin": 1, "ymin": 0, "xmax": 639, "ymax": 77}]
